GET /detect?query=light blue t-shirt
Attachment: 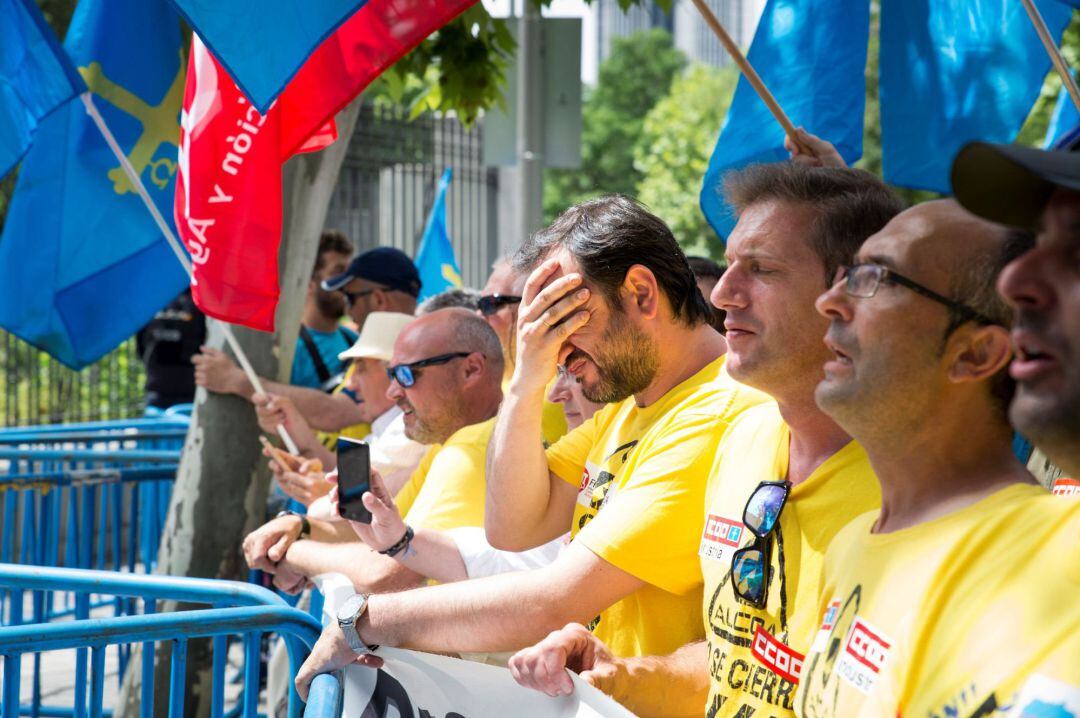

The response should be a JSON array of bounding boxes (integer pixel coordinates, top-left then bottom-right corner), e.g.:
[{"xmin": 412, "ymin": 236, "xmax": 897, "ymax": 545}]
[{"xmin": 290, "ymin": 325, "xmax": 358, "ymax": 390}]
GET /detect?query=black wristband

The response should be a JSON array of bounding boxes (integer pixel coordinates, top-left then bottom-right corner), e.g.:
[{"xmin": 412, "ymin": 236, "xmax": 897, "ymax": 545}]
[
  {"xmin": 275, "ymin": 510, "xmax": 310, "ymax": 541},
  {"xmin": 379, "ymin": 526, "xmax": 414, "ymax": 558}
]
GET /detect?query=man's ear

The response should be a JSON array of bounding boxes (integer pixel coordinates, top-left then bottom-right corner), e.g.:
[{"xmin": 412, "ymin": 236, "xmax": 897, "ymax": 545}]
[
  {"xmin": 460, "ymin": 352, "xmax": 486, "ymax": 387},
  {"xmin": 946, "ymin": 324, "xmax": 1013, "ymax": 385},
  {"xmin": 622, "ymin": 265, "xmax": 660, "ymax": 319}
]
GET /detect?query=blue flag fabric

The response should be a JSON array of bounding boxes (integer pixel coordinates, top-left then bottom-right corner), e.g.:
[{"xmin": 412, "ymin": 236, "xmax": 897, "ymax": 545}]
[
  {"xmin": 699, "ymin": 0, "xmax": 869, "ymax": 239},
  {"xmin": 0, "ymin": 0, "xmax": 188, "ymax": 369},
  {"xmin": 168, "ymin": 0, "xmax": 367, "ymax": 113},
  {"xmin": 0, "ymin": 0, "xmax": 85, "ymax": 178},
  {"xmin": 414, "ymin": 168, "xmax": 462, "ymax": 302},
  {"xmin": 1044, "ymin": 82, "xmax": 1080, "ymax": 148},
  {"xmin": 879, "ymin": 0, "xmax": 1071, "ymax": 192}
]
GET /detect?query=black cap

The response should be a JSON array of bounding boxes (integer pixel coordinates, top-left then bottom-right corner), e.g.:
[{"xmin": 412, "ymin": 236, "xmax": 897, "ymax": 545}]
[
  {"xmin": 951, "ymin": 130, "xmax": 1080, "ymax": 230},
  {"xmin": 322, "ymin": 247, "xmax": 421, "ymax": 298}
]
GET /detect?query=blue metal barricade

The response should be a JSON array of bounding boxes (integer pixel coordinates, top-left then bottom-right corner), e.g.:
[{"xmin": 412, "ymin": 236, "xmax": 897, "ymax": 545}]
[
  {"xmin": 0, "ymin": 565, "xmax": 331, "ymax": 718},
  {"xmin": 0, "ymin": 415, "xmax": 188, "ymax": 581},
  {"xmin": 0, "ymin": 606, "xmax": 342, "ymax": 718}
]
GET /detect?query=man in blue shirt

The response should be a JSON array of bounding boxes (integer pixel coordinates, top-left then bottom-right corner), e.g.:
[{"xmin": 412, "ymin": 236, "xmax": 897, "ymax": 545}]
[{"xmin": 290, "ymin": 231, "xmax": 358, "ymax": 391}]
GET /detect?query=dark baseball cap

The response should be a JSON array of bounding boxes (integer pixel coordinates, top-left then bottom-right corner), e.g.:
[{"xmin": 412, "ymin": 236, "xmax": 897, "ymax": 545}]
[
  {"xmin": 322, "ymin": 246, "xmax": 421, "ymax": 298},
  {"xmin": 951, "ymin": 128, "xmax": 1080, "ymax": 230}
]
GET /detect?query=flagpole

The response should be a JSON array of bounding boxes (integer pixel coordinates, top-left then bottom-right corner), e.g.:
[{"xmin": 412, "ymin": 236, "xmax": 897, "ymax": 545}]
[
  {"xmin": 688, "ymin": 0, "xmax": 810, "ymax": 154},
  {"xmin": 1020, "ymin": 0, "xmax": 1080, "ymax": 114},
  {"xmin": 79, "ymin": 92, "xmax": 301, "ymax": 455}
]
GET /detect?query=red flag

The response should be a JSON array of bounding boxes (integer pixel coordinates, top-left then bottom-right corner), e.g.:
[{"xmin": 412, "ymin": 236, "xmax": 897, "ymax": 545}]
[{"xmin": 176, "ymin": 0, "xmax": 479, "ymax": 330}]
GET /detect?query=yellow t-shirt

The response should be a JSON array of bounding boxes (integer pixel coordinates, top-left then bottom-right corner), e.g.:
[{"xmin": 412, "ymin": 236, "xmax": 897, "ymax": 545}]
[
  {"xmin": 546, "ymin": 355, "xmax": 768, "ymax": 658},
  {"xmin": 393, "ymin": 417, "xmax": 495, "ymax": 532},
  {"xmin": 502, "ymin": 374, "xmax": 569, "ymax": 447},
  {"xmin": 700, "ymin": 403, "xmax": 880, "ymax": 718},
  {"xmin": 802, "ymin": 490, "xmax": 1080, "ymax": 718}
]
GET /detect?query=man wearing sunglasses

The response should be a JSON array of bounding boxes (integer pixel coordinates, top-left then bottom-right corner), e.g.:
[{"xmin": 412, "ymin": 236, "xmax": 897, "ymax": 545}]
[
  {"xmin": 507, "ymin": 165, "xmax": 901, "ymax": 717},
  {"xmin": 247, "ymin": 308, "xmax": 504, "ymax": 598},
  {"xmin": 477, "ymin": 258, "xmax": 568, "ymax": 446},
  {"xmin": 321, "ymin": 246, "xmax": 421, "ymax": 329},
  {"xmin": 797, "ymin": 198, "xmax": 1080, "ymax": 716}
]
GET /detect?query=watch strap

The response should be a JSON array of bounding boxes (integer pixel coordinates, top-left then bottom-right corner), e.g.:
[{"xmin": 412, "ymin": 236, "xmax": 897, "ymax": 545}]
[{"xmin": 275, "ymin": 510, "xmax": 310, "ymax": 540}]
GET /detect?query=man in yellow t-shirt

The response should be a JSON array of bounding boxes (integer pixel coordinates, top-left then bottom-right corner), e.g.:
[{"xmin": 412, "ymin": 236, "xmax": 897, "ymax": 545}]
[
  {"xmin": 504, "ymin": 162, "xmax": 902, "ymax": 718},
  {"xmin": 797, "ymin": 199, "xmax": 1079, "ymax": 716},
  {"xmin": 241, "ymin": 308, "xmax": 504, "ymax": 595},
  {"xmin": 293, "ymin": 196, "xmax": 769, "ymax": 700}
]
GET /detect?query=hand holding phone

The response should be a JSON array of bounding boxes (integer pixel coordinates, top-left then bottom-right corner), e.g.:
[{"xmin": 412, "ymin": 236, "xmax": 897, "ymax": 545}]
[
  {"xmin": 336, "ymin": 437, "xmax": 372, "ymax": 523},
  {"xmin": 260, "ymin": 436, "xmax": 303, "ymax": 473}
]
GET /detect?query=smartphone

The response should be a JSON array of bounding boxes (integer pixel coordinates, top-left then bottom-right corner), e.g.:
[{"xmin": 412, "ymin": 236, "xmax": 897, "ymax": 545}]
[{"xmin": 336, "ymin": 437, "xmax": 372, "ymax": 523}]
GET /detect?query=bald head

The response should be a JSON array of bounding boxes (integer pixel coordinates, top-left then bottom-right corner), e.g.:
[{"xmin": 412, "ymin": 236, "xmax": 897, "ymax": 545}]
[
  {"xmin": 397, "ymin": 308, "xmax": 504, "ymax": 375},
  {"xmin": 862, "ymin": 200, "xmax": 1029, "ymax": 332}
]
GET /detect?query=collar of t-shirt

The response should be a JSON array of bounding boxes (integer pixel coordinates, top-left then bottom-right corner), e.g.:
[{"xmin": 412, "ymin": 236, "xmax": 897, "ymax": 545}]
[{"xmin": 368, "ymin": 405, "xmax": 403, "ymax": 440}]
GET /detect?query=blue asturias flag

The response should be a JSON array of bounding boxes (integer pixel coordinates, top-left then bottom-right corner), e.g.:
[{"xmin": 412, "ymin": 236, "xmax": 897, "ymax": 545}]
[
  {"xmin": 0, "ymin": 0, "xmax": 85, "ymax": 178},
  {"xmin": 879, "ymin": 0, "xmax": 1071, "ymax": 192},
  {"xmin": 0, "ymin": 0, "xmax": 188, "ymax": 369},
  {"xmin": 414, "ymin": 168, "xmax": 462, "ymax": 302},
  {"xmin": 699, "ymin": 0, "xmax": 869, "ymax": 239},
  {"xmin": 168, "ymin": 0, "xmax": 368, "ymax": 113}
]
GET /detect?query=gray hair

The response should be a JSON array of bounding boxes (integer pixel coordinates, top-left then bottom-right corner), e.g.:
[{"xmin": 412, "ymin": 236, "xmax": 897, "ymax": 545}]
[{"xmin": 417, "ymin": 288, "xmax": 481, "ymax": 315}]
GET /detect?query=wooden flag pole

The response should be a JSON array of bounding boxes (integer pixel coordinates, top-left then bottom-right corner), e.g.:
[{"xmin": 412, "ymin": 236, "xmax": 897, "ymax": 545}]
[
  {"xmin": 80, "ymin": 92, "xmax": 301, "ymax": 454},
  {"xmin": 1020, "ymin": 0, "xmax": 1080, "ymax": 114},
  {"xmin": 689, "ymin": 0, "xmax": 809, "ymax": 153}
]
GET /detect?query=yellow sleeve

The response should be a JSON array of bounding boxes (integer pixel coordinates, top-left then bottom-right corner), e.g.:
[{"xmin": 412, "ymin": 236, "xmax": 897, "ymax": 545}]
[
  {"xmin": 545, "ymin": 410, "xmax": 601, "ymax": 487},
  {"xmin": 574, "ymin": 412, "xmax": 726, "ymax": 595},
  {"xmin": 393, "ymin": 445, "xmax": 439, "ymax": 518},
  {"xmin": 400, "ymin": 440, "xmax": 488, "ymax": 532},
  {"xmin": 541, "ymin": 399, "xmax": 568, "ymax": 446}
]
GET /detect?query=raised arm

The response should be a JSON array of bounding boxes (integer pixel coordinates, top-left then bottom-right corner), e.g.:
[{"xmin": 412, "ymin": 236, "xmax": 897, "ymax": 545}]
[
  {"xmin": 192, "ymin": 346, "xmax": 365, "ymax": 431},
  {"xmin": 485, "ymin": 259, "xmax": 590, "ymax": 550}
]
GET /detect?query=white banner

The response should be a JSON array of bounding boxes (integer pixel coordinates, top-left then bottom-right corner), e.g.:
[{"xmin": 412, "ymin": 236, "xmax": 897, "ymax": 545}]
[
  {"xmin": 343, "ymin": 647, "xmax": 637, "ymax": 718},
  {"xmin": 314, "ymin": 573, "xmax": 637, "ymax": 718}
]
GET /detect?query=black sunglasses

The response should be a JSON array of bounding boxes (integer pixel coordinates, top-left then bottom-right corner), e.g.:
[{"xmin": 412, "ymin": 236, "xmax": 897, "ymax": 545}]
[
  {"xmin": 731, "ymin": 480, "xmax": 790, "ymax": 609},
  {"xmin": 341, "ymin": 286, "xmax": 389, "ymax": 306},
  {"xmin": 477, "ymin": 294, "xmax": 522, "ymax": 317},
  {"xmin": 840, "ymin": 264, "xmax": 995, "ymax": 326},
  {"xmin": 386, "ymin": 352, "xmax": 472, "ymax": 388}
]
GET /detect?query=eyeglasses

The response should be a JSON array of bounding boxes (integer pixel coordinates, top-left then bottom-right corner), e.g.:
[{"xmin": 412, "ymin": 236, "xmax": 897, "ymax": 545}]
[
  {"xmin": 341, "ymin": 286, "xmax": 389, "ymax": 306},
  {"xmin": 386, "ymin": 352, "xmax": 472, "ymax": 388},
  {"xmin": 840, "ymin": 264, "xmax": 995, "ymax": 325},
  {"xmin": 477, "ymin": 294, "xmax": 522, "ymax": 316},
  {"xmin": 731, "ymin": 480, "xmax": 790, "ymax": 609}
]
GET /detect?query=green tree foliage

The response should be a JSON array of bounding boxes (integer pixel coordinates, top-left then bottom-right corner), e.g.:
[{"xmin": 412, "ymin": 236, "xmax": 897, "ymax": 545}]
[
  {"xmin": 635, "ymin": 64, "xmax": 737, "ymax": 259},
  {"xmin": 543, "ymin": 29, "xmax": 687, "ymax": 222}
]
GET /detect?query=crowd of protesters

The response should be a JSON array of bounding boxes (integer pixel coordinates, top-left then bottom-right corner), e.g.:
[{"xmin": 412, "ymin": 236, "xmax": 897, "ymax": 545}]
[{"xmin": 191, "ymin": 134, "xmax": 1080, "ymax": 717}]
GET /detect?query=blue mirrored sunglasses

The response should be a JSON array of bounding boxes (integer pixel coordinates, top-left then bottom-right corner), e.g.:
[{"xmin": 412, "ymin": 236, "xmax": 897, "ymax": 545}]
[{"xmin": 386, "ymin": 352, "xmax": 472, "ymax": 388}]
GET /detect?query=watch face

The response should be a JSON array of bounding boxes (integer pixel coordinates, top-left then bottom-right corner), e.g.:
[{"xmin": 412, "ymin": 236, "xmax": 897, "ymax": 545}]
[{"xmin": 337, "ymin": 594, "xmax": 365, "ymax": 624}]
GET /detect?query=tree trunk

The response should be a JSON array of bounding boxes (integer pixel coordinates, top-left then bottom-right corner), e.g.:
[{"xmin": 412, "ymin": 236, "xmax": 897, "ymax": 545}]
[{"xmin": 116, "ymin": 98, "xmax": 363, "ymax": 718}]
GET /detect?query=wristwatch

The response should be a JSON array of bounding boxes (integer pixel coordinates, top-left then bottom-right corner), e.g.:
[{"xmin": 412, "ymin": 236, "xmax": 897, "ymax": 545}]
[
  {"xmin": 337, "ymin": 593, "xmax": 377, "ymax": 654},
  {"xmin": 275, "ymin": 509, "xmax": 310, "ymax": 541}
]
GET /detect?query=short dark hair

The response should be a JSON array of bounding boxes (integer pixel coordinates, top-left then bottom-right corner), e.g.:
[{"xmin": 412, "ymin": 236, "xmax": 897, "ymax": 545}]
[
  {"xmin": 513, "ymin": 195, "xmax": 712, "ymax": 327},
  {"xmin": 947, "ymin": 227, "xmax": 1036, "ymax": 415},
  {"xmin": 314, "ymin": 230, "xmax": 353, "ymax": 276},
  {"xmin": 723, "ymin": 164, "xmax": 905, "ymax": 285}
]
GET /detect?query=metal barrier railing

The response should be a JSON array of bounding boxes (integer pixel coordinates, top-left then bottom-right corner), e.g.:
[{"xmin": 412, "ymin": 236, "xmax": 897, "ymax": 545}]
[
  {"xmin": 0, "ymin": 606, "xmax": 342, "ymax": 718},
  {"xmin": 0, "ymin": 416, "xmax": 187, "ymax": 582},
  {"xmin": 0, "ymin": 565, "xmax": 330, "ymax": 718}
]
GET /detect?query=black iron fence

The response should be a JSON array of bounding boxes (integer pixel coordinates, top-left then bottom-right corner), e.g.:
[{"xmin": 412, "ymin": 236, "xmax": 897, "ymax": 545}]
[{"xmin": 0, "ymin": 333, "xmax": 145, "ymax": 427}]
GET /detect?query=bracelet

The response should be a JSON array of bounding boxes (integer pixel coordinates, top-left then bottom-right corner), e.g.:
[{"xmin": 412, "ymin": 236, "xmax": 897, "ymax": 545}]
[
  {"xmin": 275, "ymin": 510, "xmax": 311, "ymax": 541},
  {"xmin": 379, "ymin": 526, "xmax": 414, "ymax": 558}
]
